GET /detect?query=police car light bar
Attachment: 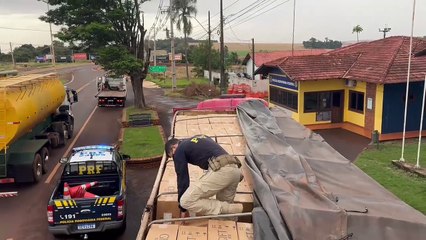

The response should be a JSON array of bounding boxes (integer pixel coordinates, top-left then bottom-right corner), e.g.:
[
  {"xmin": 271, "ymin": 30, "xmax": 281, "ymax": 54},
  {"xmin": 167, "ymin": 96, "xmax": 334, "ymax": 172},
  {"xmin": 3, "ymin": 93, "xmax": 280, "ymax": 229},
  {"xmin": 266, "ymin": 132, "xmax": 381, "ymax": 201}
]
[{"xmin": 72, "ymin": 145, "xmax": 113, "ymax": 153}]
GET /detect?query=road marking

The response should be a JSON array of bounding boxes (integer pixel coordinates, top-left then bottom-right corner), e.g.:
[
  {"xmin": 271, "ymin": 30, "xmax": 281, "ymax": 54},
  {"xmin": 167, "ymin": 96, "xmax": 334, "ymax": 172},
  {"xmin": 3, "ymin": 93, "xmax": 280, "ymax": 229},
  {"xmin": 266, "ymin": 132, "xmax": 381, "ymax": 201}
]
[
  {"xmin": 76, "ymin": 78, "xmax": 96, "ymax": 93},
  {"xmin": 45, "ymin": 75, "xmax": 98, "ymax": 183},
  {"xmin": 45, "ymin": 106, "xmax": 98, "ymax": 184},
  {"xmin": 64, "ymin": 74, "xmax": 75, "ymax": 85}
]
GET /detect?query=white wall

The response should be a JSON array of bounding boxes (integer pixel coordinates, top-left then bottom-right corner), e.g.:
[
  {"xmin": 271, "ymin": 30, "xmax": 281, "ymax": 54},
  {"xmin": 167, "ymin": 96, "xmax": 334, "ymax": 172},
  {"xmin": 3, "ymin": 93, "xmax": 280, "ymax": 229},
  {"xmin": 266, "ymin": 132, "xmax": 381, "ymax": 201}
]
[{"xmin": 245, "ymin": 58, "xmax": 261, "ymax": 80}]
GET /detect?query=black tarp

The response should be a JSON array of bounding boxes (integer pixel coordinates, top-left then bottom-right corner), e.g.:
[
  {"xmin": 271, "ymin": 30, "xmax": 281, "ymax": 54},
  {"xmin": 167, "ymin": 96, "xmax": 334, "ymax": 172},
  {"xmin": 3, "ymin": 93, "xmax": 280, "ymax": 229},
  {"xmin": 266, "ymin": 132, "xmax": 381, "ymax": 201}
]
[{"xmin": 237, "ymin": 100, "xmax": 426, "ymax": 240}]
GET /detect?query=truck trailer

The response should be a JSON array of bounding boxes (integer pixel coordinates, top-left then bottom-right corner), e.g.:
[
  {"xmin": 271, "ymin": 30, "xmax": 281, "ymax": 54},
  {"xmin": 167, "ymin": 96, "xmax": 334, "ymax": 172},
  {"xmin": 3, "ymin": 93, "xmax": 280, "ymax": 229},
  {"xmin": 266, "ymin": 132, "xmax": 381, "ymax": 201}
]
[
  {"xmin": 95, "ymin": 75, "xmax": 127, "ymax": 107},
  {"xmin": 137, "ymin": 99, "xmax": 426, "ymax": 240},
  {"xmin": 0, "ymin": 73, "xmax": 78, "ymax": 184}
]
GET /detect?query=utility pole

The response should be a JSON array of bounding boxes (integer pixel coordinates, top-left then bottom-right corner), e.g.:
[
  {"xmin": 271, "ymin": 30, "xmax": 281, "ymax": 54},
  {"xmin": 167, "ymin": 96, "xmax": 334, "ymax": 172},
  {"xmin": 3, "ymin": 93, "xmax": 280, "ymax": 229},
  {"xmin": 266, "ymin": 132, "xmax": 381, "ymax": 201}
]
[
  {"xmin": 379, "ymin": 26, "xmax": 391, "ymax": 39},
  {"xmin": 208, "ymin": 11, "xmax": 212, "ymax": 84},
  {"xmin": 252, "ymin": 38, "xmax": 255, "ymax": 80},
  {"xmin": 46, "ymin": 3, "xmax": 56, "ymax": 67},
  {"xmin": 154, "ymin": 27, "xmax": 157, "ymax": 66},
  {"xmin": 292, "ymin": 0, "xmax": 296, "ymax": 56},
  {"xmin": 9, "ymin": 42, "xmax": 15, "ymax": 68},
  {"xmin": 170, "ymin": 0, "xmax": 176, "ymax": 91},
  {"xmin": 220, "ymin": 0, "xmax": 226, "ymax": 94}
]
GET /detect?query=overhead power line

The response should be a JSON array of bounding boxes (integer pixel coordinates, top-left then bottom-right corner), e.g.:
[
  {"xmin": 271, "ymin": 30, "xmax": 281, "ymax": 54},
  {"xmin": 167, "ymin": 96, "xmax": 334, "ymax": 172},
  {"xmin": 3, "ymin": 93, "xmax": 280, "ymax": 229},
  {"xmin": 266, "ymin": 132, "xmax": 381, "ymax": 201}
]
[
  {"xmin": 225, "ymin": 0, "xmax": 272, "ymax": 25},
  {"xmin": 0, "ymin": 26, "xmax": 55, "ymax": 32},
  {"xmin": 226, "ymin": 0, "xmax": 291, "ymax": 30},
  {"xmin": 146, "ymin": 0, "xmax": 164, "ymax": 40},
  {"xmin": 195, "ymin": 0, "xmax": 241, "ymax": 26}
]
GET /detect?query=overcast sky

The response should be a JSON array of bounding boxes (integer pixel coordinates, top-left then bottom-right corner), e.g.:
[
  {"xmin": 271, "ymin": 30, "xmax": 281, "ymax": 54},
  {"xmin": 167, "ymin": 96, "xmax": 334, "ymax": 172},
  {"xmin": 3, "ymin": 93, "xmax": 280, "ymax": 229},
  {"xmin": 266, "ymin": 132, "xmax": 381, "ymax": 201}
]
[{"xmin": 0, "ymin": 0, "xmax": 425, "ymax": 52}]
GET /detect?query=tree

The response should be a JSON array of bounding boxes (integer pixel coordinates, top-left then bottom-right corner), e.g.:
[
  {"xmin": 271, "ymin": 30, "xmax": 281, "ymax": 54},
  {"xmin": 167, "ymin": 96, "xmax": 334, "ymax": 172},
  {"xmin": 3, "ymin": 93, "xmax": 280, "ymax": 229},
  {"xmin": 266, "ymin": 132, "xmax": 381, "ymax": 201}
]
[
  {"xmin": 352, "ymin": 25, "xmax": 363, "ymax": 42},
  {"xmin": 13, "ymin": 44, "xmax": 37, "ymax": 62},
  {"xmin": 302, "ymin": 37, "xmax": 342, "ymax": 49},
  {"xmin": 40, "ymin": 0, "xmax": 150, "ymax": 108},
  {"xmin": 190, "ymin": 41, "xmax": 220, "ymax": 77},
  {"xmin": 171, "ymin": 0, "xmax": 197, "ymax": 80}
]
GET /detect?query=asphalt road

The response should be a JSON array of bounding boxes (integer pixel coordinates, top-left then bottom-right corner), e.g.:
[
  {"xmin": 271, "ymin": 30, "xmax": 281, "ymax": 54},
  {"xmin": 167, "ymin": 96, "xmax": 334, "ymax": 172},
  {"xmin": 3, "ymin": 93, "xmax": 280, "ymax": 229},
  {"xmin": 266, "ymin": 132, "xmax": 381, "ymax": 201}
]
[{"xmin": 0, "ymin": 65, "xmax": 199, "ymax": 240}]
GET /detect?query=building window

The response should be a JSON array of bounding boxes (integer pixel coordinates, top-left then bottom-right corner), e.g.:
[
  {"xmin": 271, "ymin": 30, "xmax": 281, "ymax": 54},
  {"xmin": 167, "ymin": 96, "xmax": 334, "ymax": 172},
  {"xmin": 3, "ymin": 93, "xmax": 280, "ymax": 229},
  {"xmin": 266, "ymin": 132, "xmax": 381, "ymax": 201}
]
[
  {"xmin": 349, "ymin": 90, "xmax": 364, "ymax": 113},
  {"xmin": 304, "ymin": 92, "xmax": 332, "ymax": 113},
  {"xmin": 270, "ymin": 87, "xmax": 298, "ymax": 111}
]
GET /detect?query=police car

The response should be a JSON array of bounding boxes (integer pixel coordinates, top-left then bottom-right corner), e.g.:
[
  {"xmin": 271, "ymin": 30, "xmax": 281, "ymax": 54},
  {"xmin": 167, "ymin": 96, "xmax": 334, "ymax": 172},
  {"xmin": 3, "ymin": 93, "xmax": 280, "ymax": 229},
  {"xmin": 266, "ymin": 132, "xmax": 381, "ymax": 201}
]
[{"xmin": 47, "ymin": 145, "xmax": 129, "ymax": 237}]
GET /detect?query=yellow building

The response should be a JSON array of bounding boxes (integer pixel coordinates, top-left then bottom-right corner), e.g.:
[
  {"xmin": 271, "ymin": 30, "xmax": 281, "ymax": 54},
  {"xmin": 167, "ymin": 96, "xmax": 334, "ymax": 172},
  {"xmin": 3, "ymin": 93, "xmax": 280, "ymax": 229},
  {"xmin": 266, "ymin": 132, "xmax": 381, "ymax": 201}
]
[{"xmin": 255, "ymin": 37, "xmax": 426, "ymax": 141}]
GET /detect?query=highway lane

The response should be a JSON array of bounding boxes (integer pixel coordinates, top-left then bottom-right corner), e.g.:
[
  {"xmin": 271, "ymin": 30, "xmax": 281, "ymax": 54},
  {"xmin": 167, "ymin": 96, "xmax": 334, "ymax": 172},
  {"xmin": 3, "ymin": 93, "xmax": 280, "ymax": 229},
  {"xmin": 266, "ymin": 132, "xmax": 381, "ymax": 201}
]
[
  {"xmin": 0, "ymin": 66, "xmax": 198, "ymax": 240},
  {"xmin": 0, "ymin": 65, "xmax": 113, "ymax": 240}
]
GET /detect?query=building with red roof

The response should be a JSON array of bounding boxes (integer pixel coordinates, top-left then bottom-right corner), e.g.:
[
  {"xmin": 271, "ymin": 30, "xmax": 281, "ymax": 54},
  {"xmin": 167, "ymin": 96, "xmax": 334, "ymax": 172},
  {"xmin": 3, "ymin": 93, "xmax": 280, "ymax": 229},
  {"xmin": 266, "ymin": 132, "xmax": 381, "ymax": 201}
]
[
  {"xmin": 241, "ymin": 49, "xmax": 329, "ymax": 80},
  {"xmin": 255, "ymin": 36, "xmax": 426, "ymax": 140}
]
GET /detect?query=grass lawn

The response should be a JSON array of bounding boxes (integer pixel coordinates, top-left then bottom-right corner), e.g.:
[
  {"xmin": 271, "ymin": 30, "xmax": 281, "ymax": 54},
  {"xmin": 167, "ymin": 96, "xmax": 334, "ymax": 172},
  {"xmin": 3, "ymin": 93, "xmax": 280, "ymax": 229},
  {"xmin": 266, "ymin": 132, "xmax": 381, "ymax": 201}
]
[
  {"xmin": 148, "ymin": 77, "xmax": 209, "ymax": 88},
  {"xmin": 355, "ymin": 140, "xmax": 426, "ymax": 214},
  {"xmin": 121, "ymin": 126, "xmax": 164, "ymax": 159},
  {"xmin": 125, "ymin": 106, "xmax": 158, "ymax": 121}
]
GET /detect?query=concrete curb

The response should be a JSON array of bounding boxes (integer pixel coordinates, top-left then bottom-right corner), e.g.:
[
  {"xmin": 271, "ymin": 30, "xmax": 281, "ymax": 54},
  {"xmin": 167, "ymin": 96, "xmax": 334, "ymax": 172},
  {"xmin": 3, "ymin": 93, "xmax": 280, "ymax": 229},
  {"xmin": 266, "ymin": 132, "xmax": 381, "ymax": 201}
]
[
  {"xmin": 118, "ymin": 109, "xmax": 166, "ymax": 167},
  {"xmin": 392, "ymin": 160, "xmax": 426, "ymax": 178}
]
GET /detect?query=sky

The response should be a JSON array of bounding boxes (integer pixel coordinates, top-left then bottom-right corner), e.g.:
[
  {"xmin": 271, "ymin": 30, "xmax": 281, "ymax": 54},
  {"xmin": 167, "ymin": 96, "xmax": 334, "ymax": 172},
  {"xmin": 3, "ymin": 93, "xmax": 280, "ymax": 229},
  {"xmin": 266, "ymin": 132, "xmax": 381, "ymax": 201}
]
[{"xmin": 0, "ymin": 0, "xmax": 425, "ymax": 53}]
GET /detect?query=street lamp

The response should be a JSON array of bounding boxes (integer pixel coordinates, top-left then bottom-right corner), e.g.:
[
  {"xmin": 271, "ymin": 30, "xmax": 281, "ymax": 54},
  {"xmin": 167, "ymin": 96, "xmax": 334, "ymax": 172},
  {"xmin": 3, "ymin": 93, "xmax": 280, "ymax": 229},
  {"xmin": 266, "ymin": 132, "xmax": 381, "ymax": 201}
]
[{"xmin": 42, "ymin": 0, "xmax": 56, "ymax": 66}]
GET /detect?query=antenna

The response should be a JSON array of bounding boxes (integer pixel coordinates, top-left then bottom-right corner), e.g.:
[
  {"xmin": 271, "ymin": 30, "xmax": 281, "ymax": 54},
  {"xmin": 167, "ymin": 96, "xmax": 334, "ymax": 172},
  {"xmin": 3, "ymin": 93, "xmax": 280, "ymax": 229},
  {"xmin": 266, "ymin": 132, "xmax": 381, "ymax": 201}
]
[{"xmin": 379, "ymin": 25, "xmax": 391, "ymax": 39}]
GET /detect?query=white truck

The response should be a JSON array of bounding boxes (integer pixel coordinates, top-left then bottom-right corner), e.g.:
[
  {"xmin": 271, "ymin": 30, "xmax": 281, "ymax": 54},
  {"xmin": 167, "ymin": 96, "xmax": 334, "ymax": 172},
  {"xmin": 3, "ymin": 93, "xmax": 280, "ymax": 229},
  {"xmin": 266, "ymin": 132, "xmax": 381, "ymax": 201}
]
[{"xmin": 95, "ymin": 75, "xmax": 127, "ymax": 107}]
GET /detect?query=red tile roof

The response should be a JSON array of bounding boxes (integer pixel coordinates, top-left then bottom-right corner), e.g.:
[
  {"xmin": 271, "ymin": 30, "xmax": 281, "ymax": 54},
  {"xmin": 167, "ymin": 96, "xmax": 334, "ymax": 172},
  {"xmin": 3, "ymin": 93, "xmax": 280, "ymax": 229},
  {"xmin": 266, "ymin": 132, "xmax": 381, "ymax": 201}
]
[
  {"xmin": 261, "ymin": 36, "xmax": 426, "ymax": 84},
  {"xmin": 274, "ymin": 54, "xmax": 360, "ymax": 81},
  {"xmin": 242, "ymin": 49, "xmax": 329, "ymax": 66}
]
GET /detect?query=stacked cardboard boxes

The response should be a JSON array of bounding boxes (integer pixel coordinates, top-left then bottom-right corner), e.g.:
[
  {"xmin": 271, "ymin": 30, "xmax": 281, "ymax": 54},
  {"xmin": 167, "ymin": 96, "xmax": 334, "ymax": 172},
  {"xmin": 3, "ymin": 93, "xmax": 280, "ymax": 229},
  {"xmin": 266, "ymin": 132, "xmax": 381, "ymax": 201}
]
[
  {"xmin": 146, "ymin": 221, "xmax": 254, "ymax": 240},
  {"xmin": 156, "ymin": 161, "xmax": 253, "ymax": 221}
]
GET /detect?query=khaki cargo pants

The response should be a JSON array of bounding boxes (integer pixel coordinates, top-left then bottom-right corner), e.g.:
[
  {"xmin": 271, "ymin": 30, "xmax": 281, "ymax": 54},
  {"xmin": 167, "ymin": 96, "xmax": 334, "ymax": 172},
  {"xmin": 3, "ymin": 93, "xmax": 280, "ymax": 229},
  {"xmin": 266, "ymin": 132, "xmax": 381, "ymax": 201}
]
[{"xmin": 180, "ymin": 163, "xmax": 242, "ymax": 215}]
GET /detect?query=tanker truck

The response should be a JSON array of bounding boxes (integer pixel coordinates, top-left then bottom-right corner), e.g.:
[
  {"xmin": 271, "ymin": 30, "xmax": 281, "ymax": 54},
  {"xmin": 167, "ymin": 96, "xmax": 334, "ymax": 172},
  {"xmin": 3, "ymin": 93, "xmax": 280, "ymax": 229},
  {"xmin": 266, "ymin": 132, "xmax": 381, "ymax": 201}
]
[{"xmin": 0, "ymin": 73, "xmax": 78, "ymax": 184}]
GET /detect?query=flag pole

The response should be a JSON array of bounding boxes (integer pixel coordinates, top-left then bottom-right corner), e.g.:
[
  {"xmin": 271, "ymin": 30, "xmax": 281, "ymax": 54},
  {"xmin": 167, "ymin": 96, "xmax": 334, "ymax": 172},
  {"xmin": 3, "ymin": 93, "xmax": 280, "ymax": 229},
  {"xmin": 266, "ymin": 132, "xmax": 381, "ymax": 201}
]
[
  {"xmin": 415, "ymin": 75, "xmax": 426, "ymax": 168},
  {"xmin": 400, "ymin": 0, "xmax": 417, "ymax": 162}
]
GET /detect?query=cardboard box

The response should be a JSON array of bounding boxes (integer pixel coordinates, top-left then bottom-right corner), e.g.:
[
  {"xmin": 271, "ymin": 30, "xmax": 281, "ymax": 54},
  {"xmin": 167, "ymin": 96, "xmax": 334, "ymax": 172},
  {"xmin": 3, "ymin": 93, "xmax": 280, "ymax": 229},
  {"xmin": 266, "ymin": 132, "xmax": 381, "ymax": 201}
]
[
  {"xmin": 208, "ymin": 220, "xmax": 238, "ymax": 240},
  {"xmin": 156, "ymin": 195, "xmax": 180, "ymax": 220},
  {"xmin": 157, "ymin": 177, "xmax": 180, "ymax": 219},
  {"xmin": 183, "ymin": 219, "xmax": 209, "ymax": 227},
  {"xmin": 236, "ymin": 178, "xmax": 252, "ymax": 193},
  {"xmin": 237, "ymin": 222, "xmax": 254, "ymax": 240},
  {"xmin": 157, "ymin": 164, "xmax": 206, "ymax": 220},
  {"xmin": 146, "ymin": 224, "xmax": 179, "ymax": 240},
  {"xmin": 177, "ymin": 225, "xmax": 208, "ymax": 240}
]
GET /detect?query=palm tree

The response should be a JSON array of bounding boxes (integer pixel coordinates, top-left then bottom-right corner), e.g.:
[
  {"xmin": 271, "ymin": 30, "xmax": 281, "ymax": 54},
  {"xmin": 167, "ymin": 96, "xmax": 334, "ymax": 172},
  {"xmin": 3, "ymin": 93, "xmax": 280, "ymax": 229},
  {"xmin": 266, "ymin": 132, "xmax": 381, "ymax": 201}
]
[
  {"xmin": 352, "ymin": 25, "xmax": 363, "ymax": 42},
  {"xmin": 172, "ymin": 0, "xmax": 197, "ymax": 80}
]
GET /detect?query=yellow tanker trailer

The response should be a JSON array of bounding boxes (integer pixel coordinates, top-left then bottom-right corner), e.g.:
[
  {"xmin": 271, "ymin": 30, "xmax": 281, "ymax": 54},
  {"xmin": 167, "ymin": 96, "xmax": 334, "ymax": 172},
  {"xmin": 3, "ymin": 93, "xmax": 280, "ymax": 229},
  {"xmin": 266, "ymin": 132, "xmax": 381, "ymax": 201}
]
[{"xmin": 0, "ymin": 73, "xmax": 78, "ymax": 184}]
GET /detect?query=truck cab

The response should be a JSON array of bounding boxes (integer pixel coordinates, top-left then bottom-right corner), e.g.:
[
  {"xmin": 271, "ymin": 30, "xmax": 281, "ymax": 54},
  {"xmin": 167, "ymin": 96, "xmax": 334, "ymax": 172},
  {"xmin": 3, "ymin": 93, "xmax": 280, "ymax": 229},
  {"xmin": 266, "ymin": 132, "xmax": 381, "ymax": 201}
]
[{"xmin": 47, "ymin": 145, "xmax": 129, "ymax": 237}]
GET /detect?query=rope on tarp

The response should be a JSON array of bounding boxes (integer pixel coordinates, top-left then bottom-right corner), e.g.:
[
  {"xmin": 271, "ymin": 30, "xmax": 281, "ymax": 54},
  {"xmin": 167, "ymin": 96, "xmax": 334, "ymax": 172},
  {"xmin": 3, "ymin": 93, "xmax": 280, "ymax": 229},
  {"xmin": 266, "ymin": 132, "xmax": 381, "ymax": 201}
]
[
  {"xmin": 344, "ymin": 207, "xmax": 368, "ymax": 214},
  {"xmin": 338, "ymin": 233, "xmax": 354, "ymax": 240}
]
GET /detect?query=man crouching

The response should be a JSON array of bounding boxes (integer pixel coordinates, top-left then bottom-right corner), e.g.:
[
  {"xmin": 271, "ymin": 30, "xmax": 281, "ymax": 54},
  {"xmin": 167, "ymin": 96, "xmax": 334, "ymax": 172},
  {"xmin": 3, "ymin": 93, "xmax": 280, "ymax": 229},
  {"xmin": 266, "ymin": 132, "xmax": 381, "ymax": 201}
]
[{"xmin": 165, "ymin": 135, "xmax": 244, "ymax": 218}]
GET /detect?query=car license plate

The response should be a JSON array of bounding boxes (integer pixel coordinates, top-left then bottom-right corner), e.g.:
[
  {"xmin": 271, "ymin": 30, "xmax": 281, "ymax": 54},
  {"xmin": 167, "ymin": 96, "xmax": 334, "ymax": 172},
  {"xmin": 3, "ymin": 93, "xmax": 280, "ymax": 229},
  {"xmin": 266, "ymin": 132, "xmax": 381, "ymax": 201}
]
[{"xmin": 77, "ymin": 223, "xmax": 96, "ymax": 230}]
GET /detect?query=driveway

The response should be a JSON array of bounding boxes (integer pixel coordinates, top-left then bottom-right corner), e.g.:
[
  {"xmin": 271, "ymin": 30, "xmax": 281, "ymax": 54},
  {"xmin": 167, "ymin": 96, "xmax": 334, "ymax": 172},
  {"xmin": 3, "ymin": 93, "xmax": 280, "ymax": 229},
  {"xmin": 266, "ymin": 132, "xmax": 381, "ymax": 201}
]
[
  {"xmin": 314, "ymin": 128, "xmax": 371, "ymax": 162},
  {"xmin": 143, "ymin": 81, "xmax": 199, "ymax": 138}
]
